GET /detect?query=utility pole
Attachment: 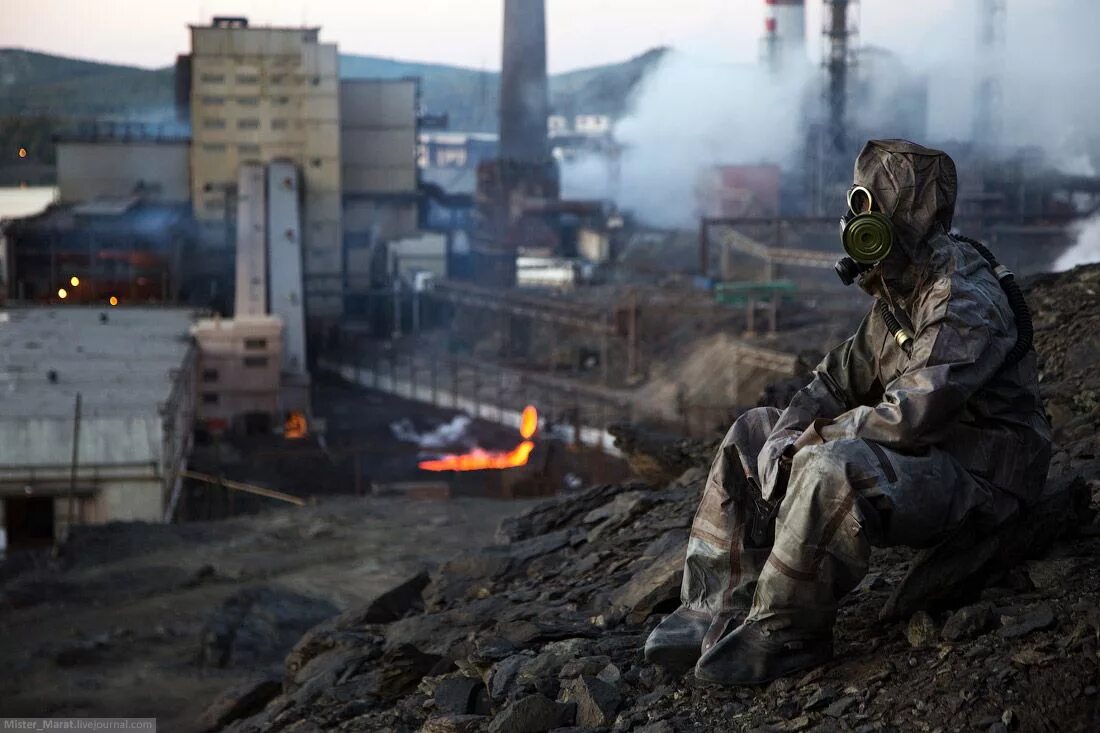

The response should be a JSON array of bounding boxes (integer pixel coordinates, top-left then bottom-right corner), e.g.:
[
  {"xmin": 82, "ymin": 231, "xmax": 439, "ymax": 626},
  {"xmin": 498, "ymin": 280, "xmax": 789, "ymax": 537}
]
[{"xmin": 67, "ymin": 393, "xmax": 82, "ymax": 533}]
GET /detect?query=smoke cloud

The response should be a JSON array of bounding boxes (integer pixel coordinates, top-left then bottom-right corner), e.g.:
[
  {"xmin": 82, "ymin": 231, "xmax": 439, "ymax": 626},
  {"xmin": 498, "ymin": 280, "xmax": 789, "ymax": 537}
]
[
  {"xmin": 606, "ymin": 51, "xmax": 811, "ymax": 228},
  {"xmin": 1054, "ymin": 214, "xmax": 1100, "ymax": 272},
  {"xmin": 565, "ymin": 0, "xmax": 1100, "ymax": 239}
]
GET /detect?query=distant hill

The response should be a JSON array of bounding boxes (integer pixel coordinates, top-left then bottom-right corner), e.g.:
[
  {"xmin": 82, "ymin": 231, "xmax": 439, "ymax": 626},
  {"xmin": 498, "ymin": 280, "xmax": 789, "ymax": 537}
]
[
  {"xmin": 0, "ymin": 49, "xmax": 176, "ymax": 120},
  {"xmin": 0, "ymin": 47, "xmax": 668, "ymax": 131},
  {"xmin": 340, "ymin": 47, "xmax": 667, "ymax": 131}
]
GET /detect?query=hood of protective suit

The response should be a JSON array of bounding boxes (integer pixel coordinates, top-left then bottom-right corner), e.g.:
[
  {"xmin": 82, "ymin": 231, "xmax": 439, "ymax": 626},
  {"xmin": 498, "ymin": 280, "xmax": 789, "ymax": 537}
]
[{"xmin": 852, "ymin": 140, "xmax": 958, "ymax": 300}]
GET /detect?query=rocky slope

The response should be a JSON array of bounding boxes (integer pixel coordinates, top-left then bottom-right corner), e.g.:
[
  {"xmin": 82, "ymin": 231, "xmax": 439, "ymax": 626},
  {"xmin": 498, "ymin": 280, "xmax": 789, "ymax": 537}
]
[{"xmin": 213, "ymin": 265, "xmax": 1100, "ymax": 733}]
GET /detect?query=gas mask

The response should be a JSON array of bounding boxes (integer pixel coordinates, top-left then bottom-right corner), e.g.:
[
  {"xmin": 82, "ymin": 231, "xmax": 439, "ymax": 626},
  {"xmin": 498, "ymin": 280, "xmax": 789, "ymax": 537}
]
[{"xmin": 834, "ymin": 185, "xmax": 895, "ymax": 286}]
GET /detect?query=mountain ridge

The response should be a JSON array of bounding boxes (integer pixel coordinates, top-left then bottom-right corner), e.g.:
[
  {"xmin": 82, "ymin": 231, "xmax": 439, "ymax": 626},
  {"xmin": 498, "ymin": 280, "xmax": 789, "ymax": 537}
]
[{"xmin": 0, "ymin": 46, "xmax": 667, "ymax": 131}]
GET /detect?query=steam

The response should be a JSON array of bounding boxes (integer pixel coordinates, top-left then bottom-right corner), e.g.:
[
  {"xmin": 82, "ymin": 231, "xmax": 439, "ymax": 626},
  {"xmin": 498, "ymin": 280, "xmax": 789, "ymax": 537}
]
[
  {"xmin": 1053, "ymin": 214, "xmax": 1100, "ymax": 271},
  {"xmin": 559, "ymin": 49, "xmax": 814, "ymax": 228},
  {"xmin": 391, "ymin": 415, "xmax": 474, "ymax": 450},
  {"xmin": 563, "ymin": 1, "xmax": 1100, "ymax": 232}
]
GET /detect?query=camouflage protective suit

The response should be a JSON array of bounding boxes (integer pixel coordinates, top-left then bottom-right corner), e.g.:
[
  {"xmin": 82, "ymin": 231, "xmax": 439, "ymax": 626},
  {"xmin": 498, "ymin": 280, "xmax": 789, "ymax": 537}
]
[{"xmin": 649, "ymin": 140, "xmax": 1053, "ymax": 677}]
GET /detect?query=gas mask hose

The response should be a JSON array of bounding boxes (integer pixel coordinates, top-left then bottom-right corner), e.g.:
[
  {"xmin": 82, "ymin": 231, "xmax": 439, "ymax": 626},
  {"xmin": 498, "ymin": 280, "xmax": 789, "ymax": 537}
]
[
  {"xmin": 953, "ymin": 234, "xmax": 1034, "ymax": 365},
  {"xmin": 876, "ymin": 299, "xmax": 912, "ymax": 352}
]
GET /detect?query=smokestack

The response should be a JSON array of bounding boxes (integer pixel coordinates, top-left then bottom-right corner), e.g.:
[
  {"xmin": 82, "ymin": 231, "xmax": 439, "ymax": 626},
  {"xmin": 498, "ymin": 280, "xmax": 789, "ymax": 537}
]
[
  {"xmin": 763, "ymin": 0, "xmax": 807, "ymax": 69},
  {"xmin": 500, "ymin": 0, "xmax": 550, "ymax": 163}
]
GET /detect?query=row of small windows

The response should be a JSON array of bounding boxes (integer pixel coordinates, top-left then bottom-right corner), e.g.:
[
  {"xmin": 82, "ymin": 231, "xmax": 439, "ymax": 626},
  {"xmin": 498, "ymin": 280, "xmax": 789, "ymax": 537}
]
[
  {"xmin": 201, "ymin": 143, "xmax": 262, "ymax": 153},
  {"xmin": 200, "ymin": 355, "xmax": 270, "ymax": 384},
  {"xmin": 198, "ymin": 73, "xmax": 321, "ymax": 86},
  {"xmin": 201, "ymin": 118, "xmax": 295, "ymax": 131},
  {"xmin": 201, "ymin": 95, "xmax": 294, "ymax": 106}
]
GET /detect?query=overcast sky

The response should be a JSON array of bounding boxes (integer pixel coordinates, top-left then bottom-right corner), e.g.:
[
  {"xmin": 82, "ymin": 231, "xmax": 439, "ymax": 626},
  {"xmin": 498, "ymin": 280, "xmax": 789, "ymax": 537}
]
[{"xmin": 1, "ymin": 0, "xmax": 961, "ymax": 72}]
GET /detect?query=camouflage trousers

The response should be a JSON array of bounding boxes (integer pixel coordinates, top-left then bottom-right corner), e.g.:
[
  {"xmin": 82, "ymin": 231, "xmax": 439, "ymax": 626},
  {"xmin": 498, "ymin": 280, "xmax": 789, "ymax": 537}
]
[{"xmin": 682, "ymin": 407, "xmax": 1018, "ymax": 644}]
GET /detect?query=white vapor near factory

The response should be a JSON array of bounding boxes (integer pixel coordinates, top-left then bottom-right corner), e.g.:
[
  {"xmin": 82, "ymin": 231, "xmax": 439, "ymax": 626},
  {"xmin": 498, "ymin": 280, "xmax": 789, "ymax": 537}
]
[
  {"xmin": 564, "ymin": 0, "xmax": 1100, "ymax": 251},
  {"xmin": 607, "ymin": 50, "xmax": 811, "ymax": 228}
]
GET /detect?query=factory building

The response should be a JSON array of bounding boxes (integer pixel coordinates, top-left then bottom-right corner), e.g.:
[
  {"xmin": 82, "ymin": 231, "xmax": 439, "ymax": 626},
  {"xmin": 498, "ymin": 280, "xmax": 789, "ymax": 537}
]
[
  {"xmin": 186, "ymin": 16, "xmax": 344, "ymax": 323},
  {"xmin": 55, "ymin": 122, "xmax": 191, "ymax": 205},
  {"xmin": 0, "ymin": 307, "xmax": 197, "ymax": 550},
  {"xmin": 341, "ymin": 79, "xmax": 422, "ymax": 301}
]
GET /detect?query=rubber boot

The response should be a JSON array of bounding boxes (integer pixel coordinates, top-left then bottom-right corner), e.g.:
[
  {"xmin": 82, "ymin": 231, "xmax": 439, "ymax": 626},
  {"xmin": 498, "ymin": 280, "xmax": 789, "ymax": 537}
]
[
  {"xmin": 643, "ymin": 606, "xmax": 711, "ymax": 671},
  {"xmin": 694, "ymin": 619, "xmax": 833, "ymax": 686}
]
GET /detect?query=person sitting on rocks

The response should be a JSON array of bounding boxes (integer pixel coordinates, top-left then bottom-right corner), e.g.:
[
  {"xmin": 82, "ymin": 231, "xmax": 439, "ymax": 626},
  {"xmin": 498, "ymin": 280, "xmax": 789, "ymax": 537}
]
[{"xmin": 644, "ymin": 140, "xmax": 1053, "ymax": 685}]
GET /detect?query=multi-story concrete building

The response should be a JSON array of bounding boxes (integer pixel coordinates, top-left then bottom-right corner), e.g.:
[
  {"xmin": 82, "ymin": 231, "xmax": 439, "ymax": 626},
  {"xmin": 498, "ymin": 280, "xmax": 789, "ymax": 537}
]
[{"xmin": 188, "ymin": 16, "xmax": 343, "ymax": 322}]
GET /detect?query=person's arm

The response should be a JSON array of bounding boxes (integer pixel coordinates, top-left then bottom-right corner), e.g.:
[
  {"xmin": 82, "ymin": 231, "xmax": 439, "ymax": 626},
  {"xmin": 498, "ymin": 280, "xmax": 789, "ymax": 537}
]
[
  {"xmin": 756, "ymin": 307, "xmax": 884, "ymax": 501},
  {"xmin": 818, "ymin": 276, "xmax": 1014, "ymax": 450}
]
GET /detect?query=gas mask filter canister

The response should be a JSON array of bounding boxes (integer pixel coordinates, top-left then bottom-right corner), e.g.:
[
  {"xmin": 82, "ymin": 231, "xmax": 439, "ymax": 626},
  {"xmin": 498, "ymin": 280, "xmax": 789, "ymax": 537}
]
[{"xmin": 834, "ymin": 185, "xmax": 895, "ymax": 286}]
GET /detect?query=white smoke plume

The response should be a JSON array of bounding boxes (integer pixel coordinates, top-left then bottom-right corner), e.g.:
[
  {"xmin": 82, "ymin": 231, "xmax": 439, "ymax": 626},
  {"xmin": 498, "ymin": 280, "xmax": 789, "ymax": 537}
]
[
  {"xmin": 390, "ymin": 415, "xmax": 475, "ymax": 450},
  {"xmin": 564, "ymin": 1, "xmax": 1100, "ymax": 231},
  {"xmin": 608, "ymin": 51, "xmax": 811, "ymax": 228},
  {"xmin": 1054, "ymin": 213, "xmax": 1100, "ymax": 271}
]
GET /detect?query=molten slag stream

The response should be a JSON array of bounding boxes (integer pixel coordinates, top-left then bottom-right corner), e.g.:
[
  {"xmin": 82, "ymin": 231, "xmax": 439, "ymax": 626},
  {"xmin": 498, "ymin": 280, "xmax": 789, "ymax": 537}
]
[{"xmin": 419, "ymin": 406, "xmax": 538, "ymax": 472}]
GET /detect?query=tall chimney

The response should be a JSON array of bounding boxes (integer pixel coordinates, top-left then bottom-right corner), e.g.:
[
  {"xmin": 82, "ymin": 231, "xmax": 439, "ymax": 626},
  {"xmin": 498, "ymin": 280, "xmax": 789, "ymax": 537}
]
[
  {"xmin": 763, "ymin": 0, "xmax": 807, "ymax": 69},
  {"xmin": 500, "ymin": 0, "xmax": 550, "ymax": 163}
]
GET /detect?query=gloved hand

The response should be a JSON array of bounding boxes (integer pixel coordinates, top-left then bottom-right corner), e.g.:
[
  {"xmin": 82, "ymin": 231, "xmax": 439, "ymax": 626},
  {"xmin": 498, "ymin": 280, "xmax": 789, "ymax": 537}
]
[{"xmin": 759, "ymin": 418, "xmax": 836, "ymax": 503}]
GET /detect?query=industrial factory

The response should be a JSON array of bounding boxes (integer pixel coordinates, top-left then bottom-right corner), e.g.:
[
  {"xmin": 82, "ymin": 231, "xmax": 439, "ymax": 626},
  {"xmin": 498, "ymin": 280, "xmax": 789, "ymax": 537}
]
[
  {"xmin": 1, "ymin": 0, "xmax": 1097, "ymax": 539},
  {"xmin": 5, "ymin": 1, "xmax": 1100, "ymax": 729}
]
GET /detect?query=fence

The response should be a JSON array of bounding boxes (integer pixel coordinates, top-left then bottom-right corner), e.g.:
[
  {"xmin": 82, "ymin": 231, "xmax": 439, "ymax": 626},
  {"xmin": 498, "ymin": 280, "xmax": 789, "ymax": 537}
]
[{"xmin": 319, "ymin": 351, "xmax": 635, "ymax": 454}]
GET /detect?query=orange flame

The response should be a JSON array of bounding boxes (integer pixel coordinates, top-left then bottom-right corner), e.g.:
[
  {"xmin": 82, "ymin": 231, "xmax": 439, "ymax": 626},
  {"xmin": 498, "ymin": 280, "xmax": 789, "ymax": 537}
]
[{"xmin": 419, "ymin": 405, "xmax": 538, "ymax": 472}]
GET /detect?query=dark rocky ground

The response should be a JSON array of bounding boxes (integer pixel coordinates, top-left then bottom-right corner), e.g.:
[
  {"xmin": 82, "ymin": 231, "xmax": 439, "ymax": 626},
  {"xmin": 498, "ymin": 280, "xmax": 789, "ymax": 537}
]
[{"xmin": 204, "ymin": 265, "xmax": 1100, "ymax": 732}]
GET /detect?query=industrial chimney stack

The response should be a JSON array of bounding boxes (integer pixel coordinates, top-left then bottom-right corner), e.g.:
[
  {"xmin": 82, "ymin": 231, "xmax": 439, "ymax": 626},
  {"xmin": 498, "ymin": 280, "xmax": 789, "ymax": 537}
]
[
  {"xmin": 762, "ymin": 0, "xmax": 807, "ymax": 70},
  {"xmin": 500, "ymin": 0, "xmax": 551, "ymax": 164},
  {"xmin": 471, "ymin": 0, "xmax": 560, "ymax": 290}
]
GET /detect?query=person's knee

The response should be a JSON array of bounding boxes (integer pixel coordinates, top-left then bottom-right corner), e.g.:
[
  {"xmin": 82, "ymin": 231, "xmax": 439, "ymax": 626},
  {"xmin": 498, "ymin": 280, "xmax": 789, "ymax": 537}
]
[
  {"xmin": 728, "ymin": 406, "xmax": 777, "ymax": 450},
  {"xmin": 790, "ymin": 439, "xmax": 865, "ymax": 493}
]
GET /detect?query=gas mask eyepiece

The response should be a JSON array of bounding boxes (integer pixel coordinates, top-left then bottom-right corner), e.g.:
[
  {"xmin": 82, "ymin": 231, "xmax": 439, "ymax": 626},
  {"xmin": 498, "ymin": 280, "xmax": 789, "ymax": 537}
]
[{"xmin": 835, "ymin": 185, "xmax": 895, "ymax": 286}]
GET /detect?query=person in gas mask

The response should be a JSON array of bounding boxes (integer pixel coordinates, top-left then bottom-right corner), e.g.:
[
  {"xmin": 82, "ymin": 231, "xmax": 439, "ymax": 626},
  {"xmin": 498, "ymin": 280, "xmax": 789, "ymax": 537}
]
[{"xmin": 644, "ymin": 140, "xmax": 1052, "ymax": 685}]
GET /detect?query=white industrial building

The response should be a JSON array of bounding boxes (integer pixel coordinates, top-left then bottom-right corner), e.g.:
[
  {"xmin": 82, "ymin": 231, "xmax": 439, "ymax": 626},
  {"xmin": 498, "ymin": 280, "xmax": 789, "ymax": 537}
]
[{"xmin": 0, "ymin": 307, "xmax": 197, "ymax": 550}]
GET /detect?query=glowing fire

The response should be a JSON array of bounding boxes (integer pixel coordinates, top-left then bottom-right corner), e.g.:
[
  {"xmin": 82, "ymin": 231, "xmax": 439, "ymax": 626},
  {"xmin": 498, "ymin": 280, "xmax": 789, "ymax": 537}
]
[{"xmin": 419, "ymin": 405, "xmax": 538, "ymax": 472}]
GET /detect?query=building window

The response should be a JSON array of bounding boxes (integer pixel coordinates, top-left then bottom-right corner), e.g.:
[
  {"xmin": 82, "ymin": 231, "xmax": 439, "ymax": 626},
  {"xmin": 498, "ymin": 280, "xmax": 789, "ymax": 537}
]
[
  {"xmin": 202, "ymin": 118, "xmax": 226, "ymax": 129},
  {"xmin": 243, "ymin": 338, "xmax": 267, "ymax": 350},
  {"xmin": 201, "ymin": 95, "xmax": 225, "ymax": 105},
  {"xmin": 204, "ymin": 198, "xmax": 223, "ymax": 213},
  {"xmin": 236, "ymin": 96, "xmax": 259, "ymax": 107},
  {"xmin": 271, "ymin": 119, "xmax": 288, "ymax": 130},
  {"xmin": 202, "ymin": 392, "xmax": 219, "ymax": 404},
  {"xmin": 310, "ymin": 158, "xmax": 322, "ymax": 168},
  {"xmin": 236, "ymin": 74, "xmax": 260, "ymax": 85},
  {"xmin": 243, "ymin": 356, "xmax": 269, "ymax": 368},
  {"xmin": 200, "ymin": 73, "xmax": 225, "ymax": 84},
  {"xmin": 202, "ymin": 368, "xmax": 219, "ymax": 383},
  {"xmin": 311, "ymin": 76, "xmax": 321, "ymax": 86},
  {"xmin": 239, "ymin": 143, "xmax": 260, "ymax": 155},
  {"xmin": 270, "ymin": 74, "xmax": 286, "ymax": 84},
  {"xmin": 202, "ymin": 143, "xmax": 227, "ymax": 152},
  {"xmin": 272, "ymin": 96, "xmax": 291, "ymax": 106},
  {"xmin": 237, "ymin": 118, "xmax": 260, "ymax": 130}
]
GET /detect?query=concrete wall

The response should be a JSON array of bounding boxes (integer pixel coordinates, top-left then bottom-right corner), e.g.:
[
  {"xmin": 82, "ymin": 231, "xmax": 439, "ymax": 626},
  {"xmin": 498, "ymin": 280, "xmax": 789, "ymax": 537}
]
[
  {"xmin": 234, "ymin": 162, "xmax": 268, "ymax": 317},
  {"xmin": 267, "ymin": 161, "xmax": 308, "ymax": 375},
  {"xmin": 57, "ymin": 141, "xmax": 190, "ymax": 204},
  {"xmin": 191, "ymin": 315, "xmax": 282, "ymax": 423},
  {"xmin": 340, "ymin": 80, "xmax": 419, "ymax": 194},
  {"xmin": 189, "ymin": 23, "xmax": 343, "ymax": 319}
]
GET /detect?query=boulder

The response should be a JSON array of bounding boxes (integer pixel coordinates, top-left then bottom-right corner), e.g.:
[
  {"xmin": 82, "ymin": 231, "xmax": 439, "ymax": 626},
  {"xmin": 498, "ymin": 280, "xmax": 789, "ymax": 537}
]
[
  {"xmin": 198, "ymin": 674, "xmax": 281, "ymax": 732},
  {"xmin": 560, "ymin": 675, "xmax": 621, "ymax": 727},
  {"xmin": 198, "ymin": 586, "xmax": 338, "ymax": 668},
  {"xmin": 487, "ymin": 694, "xmax": 575, "ymax": 733},
  {"xmin": 942, "ymin": 603, "xmax": 994, "ymax": 642},
  {"xmin": 433, "ymin": 674, "xmax": 491, "ymax": 715},
  {"xmin": 607, "ymin": 531, "xmax": 687, "ymax": 623},
  {"xmin": 905, "ymin": 611, "xmax": 939, "ymax": 648}
]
